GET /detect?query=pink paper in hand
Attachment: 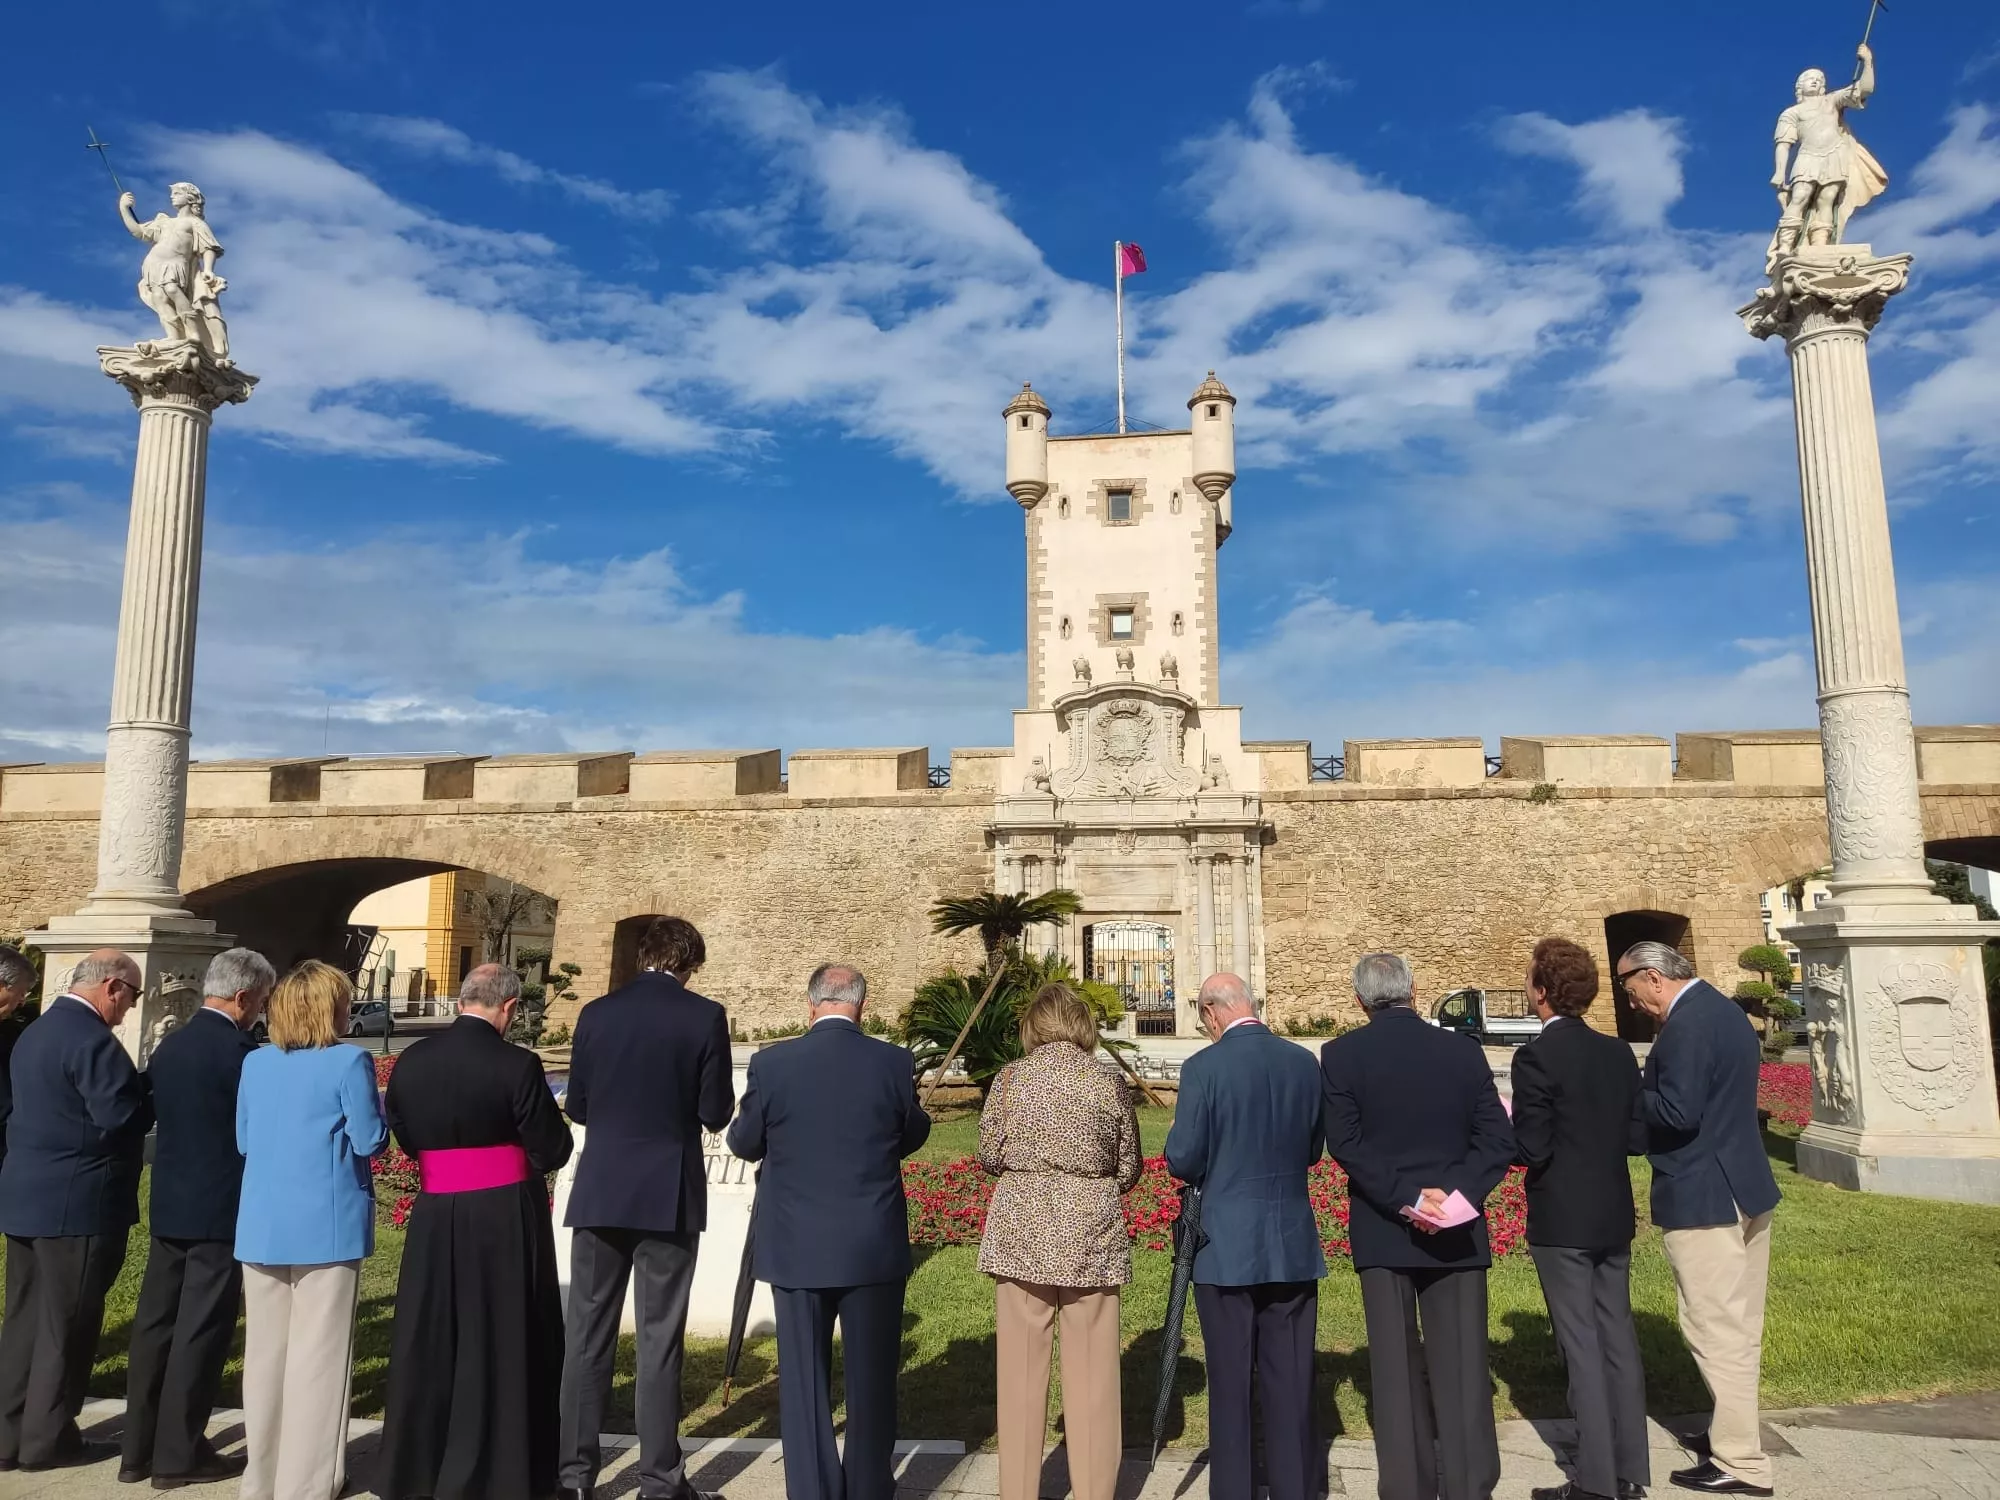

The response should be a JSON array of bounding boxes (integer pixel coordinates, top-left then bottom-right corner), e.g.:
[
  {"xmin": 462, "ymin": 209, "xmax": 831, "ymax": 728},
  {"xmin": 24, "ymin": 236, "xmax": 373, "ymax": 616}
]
[{"xmin": 1403, "ymin": 1190, "xmax": 1479, "ymax": 1230}]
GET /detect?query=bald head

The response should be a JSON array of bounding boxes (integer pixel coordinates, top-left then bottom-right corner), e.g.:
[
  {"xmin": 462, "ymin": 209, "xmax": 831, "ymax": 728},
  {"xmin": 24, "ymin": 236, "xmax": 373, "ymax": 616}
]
[
  {"xmin": 70, "ymin": 947, "xmax": 141, "ymax": 1027},
  {"xmin": 1196, "ymin": 973, "xmax": 1258, "ymax": 1040}
]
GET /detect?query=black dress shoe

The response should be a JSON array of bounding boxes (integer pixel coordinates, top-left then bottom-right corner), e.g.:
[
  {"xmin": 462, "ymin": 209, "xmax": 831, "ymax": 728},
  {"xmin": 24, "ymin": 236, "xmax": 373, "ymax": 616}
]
[
  {"xmin": 119, "ymin": 1461, "xmax": 153, "ymax": 1483},
  {"xmin": 1670, "ymin": 1460, "xmax": 1773, "ymax": 1496},
  {"xmin": 1532, "ymin": 1484, "xmax": 1612, "ymax": 1500},
  {"xmin": 153, "ymin": 1450, "xmax": 249, "ymax": 1489},
  {"xmin": 21, "ymin": 1439, "xmax": 121, "ymax": 1471},
  {"xmin": 1620, "ymin": 1483, "xmax": 1648, "ymax": 1500}
]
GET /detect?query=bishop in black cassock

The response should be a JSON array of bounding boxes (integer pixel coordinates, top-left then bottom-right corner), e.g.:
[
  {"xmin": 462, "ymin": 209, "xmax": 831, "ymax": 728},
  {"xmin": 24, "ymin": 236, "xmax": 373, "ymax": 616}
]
[{"xmin": 376, "ymin": 966, "xmax": 574, "ymax": 1500}]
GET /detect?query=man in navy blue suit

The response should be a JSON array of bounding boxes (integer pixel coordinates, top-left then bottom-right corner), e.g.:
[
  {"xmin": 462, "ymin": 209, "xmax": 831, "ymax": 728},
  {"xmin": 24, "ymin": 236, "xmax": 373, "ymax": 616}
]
[
  {"xmin": 0, "ymin": 948, "xmax": 152, "ymax": 1473},
  {"xmin": 559, "ymin": 916, "xmax": 734, "ymax": 1500},
  {"xmin": 1322, "ymin": 953, "xmax": 1515, "ymax": 1500},
  {"xmin": 1619, "ymin": 943, "xmax": 1781, "ymax": 1498},
  {"xmin": 728, "ymin": 964, "xmax": 930, "ymax": 1500},
  {"xmin": 120, "ymin": 946, "xmax": 273, "ymax": 1489},
  {"xmin": 1163, "ymin": 973, "xmax": 1327, "ymax": 1500}
]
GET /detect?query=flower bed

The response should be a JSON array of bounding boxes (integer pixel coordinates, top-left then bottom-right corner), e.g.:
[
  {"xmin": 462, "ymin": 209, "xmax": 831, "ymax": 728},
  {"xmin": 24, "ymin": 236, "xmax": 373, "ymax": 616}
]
[
  {"xmin": 905, "ymin": 1155, "xmax": 1530, "ymax": 1257},
  {"xmin": 1758, "ymin": 1061, "xmax": 1813, "ymax": 1127}
]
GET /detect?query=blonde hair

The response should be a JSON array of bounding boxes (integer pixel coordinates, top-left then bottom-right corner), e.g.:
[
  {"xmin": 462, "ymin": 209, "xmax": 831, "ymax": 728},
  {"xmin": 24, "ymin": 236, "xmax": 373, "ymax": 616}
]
[
  {"xmin": 1018, "ymin": 982, "xmax": 1099, "ymax": 1053},
  {"xmin": 267, "ymin": 960, "xmax": 349, "ymax": 1051}
]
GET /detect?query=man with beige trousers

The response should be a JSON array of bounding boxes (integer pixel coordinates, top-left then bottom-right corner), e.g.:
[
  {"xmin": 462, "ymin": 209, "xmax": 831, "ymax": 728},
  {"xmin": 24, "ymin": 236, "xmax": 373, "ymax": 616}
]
[{"xmin": 1618, "ymin": 943, "xmax": 1782, "ymax": 1497}]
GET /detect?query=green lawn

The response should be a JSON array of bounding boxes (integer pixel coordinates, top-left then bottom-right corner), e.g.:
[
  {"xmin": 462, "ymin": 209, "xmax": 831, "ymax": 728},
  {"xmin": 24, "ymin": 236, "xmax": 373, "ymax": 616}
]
[{"xmin": 8, "ymin": 1115, "xmax": 1997, "ymax": 1449}]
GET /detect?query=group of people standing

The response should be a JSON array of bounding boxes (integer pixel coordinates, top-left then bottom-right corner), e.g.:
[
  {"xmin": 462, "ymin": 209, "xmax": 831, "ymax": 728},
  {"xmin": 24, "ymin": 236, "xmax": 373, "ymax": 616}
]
[{"xmin": 0, "ymin": 916, "xmax": 1782, "ymax": 1500}]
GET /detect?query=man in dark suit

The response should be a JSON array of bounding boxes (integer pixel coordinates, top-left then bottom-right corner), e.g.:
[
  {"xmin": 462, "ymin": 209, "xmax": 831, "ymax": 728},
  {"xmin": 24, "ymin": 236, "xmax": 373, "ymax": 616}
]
[
  {"xmin": 1512, "ymin": 938, "xmax": 1649, "ymax": 1500},
  {"xmin": 559, "ymin": 917, "xmax": 734, "ymax": 1500},
  {"xmin": 1618, "ymin": 944, "xmax": 1781, "ymax": 1498},
  {"xmin": 1322, "ymin": 952, "xmax": 1515, "ymax": 1500},
  {"xmin": 0, "ymin": 947, "xmax": 152, "ymax": 1473},
  {"xmin": 728, "ymin": 964, "xmax": 929, "ymax": 1500},
  {"xmin": 0, "ymin": 944, "xmax": 37, "ymax": 1171},
  {"xmin": 1163, "ymin": 973, "xmax": 1327, "ymax": 1500},
  {"xmin": 120, "ymin": 947, "xmax": 273, "ymax": 1488}
]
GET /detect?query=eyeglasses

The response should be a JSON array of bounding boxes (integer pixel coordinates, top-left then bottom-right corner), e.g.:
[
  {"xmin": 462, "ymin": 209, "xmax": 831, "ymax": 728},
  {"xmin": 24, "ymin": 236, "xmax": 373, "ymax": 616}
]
[
  {"xmin": 110, "ymin": 977, "xmax": 139, "ymax": 997},
  {"xmin": 1615, "ymin": 967, "xmax": 1654, "ymax": 985}
]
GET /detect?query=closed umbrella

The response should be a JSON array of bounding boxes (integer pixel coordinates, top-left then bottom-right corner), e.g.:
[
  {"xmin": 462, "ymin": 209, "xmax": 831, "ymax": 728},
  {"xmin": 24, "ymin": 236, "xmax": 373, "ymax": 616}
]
[
  {"xmin": 1149, "ymin": 1182, "xmax": 1205, "ymax": 1466},
  {"xmin": 721, "ymin": 1177, "xmax": 760, "ymax": 1406}
]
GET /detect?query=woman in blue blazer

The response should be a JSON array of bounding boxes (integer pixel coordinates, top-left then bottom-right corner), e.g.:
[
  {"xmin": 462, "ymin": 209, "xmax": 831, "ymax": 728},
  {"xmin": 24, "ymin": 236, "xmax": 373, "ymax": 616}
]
[{"xmin": 235, "ymin": 961, "xmax": 387, "ymax": 1500}]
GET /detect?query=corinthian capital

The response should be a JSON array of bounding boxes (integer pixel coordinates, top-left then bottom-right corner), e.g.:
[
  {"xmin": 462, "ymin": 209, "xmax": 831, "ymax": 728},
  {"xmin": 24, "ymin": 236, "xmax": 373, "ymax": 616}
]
[
  {"xmin": 1739, "ymin": 246, "xmax": 1912, "ymax": 344},
  {"xmin": 98, "ymin": 338, "xmax": 259, "ymax": 412}
]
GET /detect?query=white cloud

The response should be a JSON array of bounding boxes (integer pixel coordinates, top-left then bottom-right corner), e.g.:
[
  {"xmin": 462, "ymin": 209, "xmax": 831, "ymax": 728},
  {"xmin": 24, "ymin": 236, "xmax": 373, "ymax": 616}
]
[
  {"xmin": 336, "ymin": 114, "xmax": 675, "ymax": 222},
  {"xmin": 1499, "ymin": 109, "xmax": 1688, "ymax": 232}
]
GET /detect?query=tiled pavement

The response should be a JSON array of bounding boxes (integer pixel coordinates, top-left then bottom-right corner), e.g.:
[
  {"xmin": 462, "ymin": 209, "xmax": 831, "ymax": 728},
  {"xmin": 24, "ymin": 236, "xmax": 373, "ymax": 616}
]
[{"xmin": 7, "ymin": 1394, "xmax": 1998, "ymax": 1500}]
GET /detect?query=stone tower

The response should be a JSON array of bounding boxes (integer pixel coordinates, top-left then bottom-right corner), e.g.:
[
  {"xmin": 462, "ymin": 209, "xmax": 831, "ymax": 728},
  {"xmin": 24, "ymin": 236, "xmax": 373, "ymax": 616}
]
[{"xmin": 991, "ymin": 374, "xmax": 1264, "ymax": 1038}]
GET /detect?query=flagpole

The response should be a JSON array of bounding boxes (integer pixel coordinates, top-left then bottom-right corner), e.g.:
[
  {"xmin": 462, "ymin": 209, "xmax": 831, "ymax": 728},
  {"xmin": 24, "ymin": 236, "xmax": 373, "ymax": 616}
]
[{"xmin": 1114, "ymin": 240, "xmax": 1127, "ymax": 435}]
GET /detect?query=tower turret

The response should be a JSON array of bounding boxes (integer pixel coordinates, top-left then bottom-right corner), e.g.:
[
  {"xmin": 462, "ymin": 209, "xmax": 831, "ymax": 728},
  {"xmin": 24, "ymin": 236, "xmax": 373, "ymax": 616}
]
[
  {"xmin": 1188, "ymin": 371, "xmax": 1236, "ymax": 502},
  {"xmin": 1003, "ymin": 383, "xmax": 1051, "ymax": 508}
]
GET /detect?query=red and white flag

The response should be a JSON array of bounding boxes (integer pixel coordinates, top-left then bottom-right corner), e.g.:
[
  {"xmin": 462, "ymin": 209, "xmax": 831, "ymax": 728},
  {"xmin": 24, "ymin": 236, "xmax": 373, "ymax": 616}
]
[{"xmin": 1117, "ymin": 241, "xmax": 1147, "ymax": 277}]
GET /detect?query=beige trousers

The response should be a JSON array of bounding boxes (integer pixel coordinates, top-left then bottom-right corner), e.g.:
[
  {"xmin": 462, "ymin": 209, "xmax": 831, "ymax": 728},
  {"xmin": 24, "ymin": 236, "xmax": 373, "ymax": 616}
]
[
  {"xmin": 240, "ymin": 1261, "xmax": 360, "ymax": 1500},
  {"xmin": 994, "ymin": 1280, "xmax": 1123, "ymax": 1500},
  {"xmin": 1662, "ymin": 1210, "xmax": 1774, "ymax": 1489}
]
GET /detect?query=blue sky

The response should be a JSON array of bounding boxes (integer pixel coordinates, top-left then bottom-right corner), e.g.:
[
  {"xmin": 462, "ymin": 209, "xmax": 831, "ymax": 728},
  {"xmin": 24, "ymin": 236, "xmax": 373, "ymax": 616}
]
[{"xmin": 3, "ymin": 0, "xmax": 1996, "ymax": 764}]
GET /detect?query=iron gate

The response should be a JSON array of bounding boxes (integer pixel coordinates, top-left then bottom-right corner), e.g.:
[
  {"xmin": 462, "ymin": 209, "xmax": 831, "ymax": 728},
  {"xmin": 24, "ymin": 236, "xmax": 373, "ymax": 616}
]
[{"xmin": 1083, "ymin": 921, "xmax": 1177, "ymax": 1036}]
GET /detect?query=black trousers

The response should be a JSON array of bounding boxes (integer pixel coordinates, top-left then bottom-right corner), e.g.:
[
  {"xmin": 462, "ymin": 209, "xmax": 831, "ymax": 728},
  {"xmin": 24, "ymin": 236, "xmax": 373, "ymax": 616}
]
[
  {"xmin": 0, "ymin": 1231, "xmax": 131, "ymax": 1466},
  {"xmin": 1530, "ymin": 1245, "xmax": 1650, "ymax": 1497},
  {"xmin": 1192, "ymin": 1281, "xmax": 1319, "ymax": 1500},
  {"xmin": 772, "ymin": 1280, "xmax": 904, "ymax": 1500},
  {"xmin": 1357, "ymin": 1266, "xmax": 1500, "ymax": 1500},
  {"xmin": 559, "ymin": 1226, "xmax": 700, "ymax": 1497},
  {"xmin": 121, "ymin": 1237, "xmax": 242, "ymax": 1476}
]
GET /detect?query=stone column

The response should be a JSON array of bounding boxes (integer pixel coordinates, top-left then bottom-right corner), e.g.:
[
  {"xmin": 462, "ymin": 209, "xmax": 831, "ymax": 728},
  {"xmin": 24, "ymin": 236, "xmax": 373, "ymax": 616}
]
[
  {"xmin": 1742, "ymin": 247, "xmax": 2000, "ymax": 1203},
  {"xmin": 1229, "ymin": 854, "xmax": 1251, "ymax": 980},
  {"xmin": 1193, "ymin": 851, "xmax": 1217, "ymax": 983},
  {"xmin": 31, "ymin": 340, "xmax": 257, "ymax": 1060}
]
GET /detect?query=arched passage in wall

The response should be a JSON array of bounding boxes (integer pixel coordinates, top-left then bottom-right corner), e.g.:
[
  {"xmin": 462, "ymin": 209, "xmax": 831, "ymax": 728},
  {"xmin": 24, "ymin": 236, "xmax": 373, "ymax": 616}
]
[
  {"xmin": 186, "ymin": 857, "xmax": 558, "ymax": 998},
  {"xmin": 1602, "ymin": 910, "xmax": 1693, "ymax": 1042}
]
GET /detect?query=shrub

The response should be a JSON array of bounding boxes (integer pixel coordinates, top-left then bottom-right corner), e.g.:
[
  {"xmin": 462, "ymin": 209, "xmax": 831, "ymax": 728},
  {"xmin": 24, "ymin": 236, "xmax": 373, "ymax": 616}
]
[
  {"xmin": 1758, "ymin": 1062, "xmax": 1812, "ymax": 1126},
  {"xmin": 1282, "ymin": 1013, "xmax": 1354, "ymax": 1039},
  {"xmin": 1738, "ymin": 943, "xmax": 1796, "ymax": 991},
  {"xmin": 901, "ymin": 951, "xmax": 1131, "ymax": 1099},
  {"xmin": 1734, "ymin": 979, "xmax": 1779, "ymax": 1012}
]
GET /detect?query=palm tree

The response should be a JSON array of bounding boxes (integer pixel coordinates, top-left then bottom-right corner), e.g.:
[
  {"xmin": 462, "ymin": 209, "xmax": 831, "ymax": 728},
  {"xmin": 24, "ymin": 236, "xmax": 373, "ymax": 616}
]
[
  {"xmin": 929, "ymin": 888, "xmax": 1083, "ymax": 972},
  {"xmin": 919, "ymin": 887, "xmax": 1081, "ymax": 1105}
]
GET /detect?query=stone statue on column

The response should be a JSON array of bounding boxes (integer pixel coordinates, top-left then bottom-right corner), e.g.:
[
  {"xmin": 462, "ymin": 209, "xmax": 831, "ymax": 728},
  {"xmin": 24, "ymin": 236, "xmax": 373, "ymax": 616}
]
[
  {"xmin": 1741, "ymin": 41, "xmax": 2000, "ymax": 1203},
  {"xmin": 27, "ymin": 182, "xmax": 259, "ymax": 1060}
]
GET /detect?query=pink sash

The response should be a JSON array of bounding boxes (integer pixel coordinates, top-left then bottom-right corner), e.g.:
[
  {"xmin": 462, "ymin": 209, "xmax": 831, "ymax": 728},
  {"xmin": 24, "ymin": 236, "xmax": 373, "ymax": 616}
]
[{"xmin": 417, "ymin": 1144, "xmax": 531, "ymax": 1195}]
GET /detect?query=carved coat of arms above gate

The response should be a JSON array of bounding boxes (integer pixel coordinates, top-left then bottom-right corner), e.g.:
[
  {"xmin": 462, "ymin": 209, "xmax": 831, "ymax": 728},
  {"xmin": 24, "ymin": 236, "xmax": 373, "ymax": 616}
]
[{"xmin": 1050, "ymin": 684, "xmax": 1201, "ymax": 799}]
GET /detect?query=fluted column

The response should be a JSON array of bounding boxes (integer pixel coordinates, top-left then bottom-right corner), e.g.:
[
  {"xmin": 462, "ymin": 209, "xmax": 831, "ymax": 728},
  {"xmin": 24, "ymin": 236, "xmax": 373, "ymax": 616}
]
[
  {"xmin": 1741, "ymin": 247, "xmax": 1926, "ymax": 903},
  {"xmin": 1742, "ymin": 246, "xmax": 2000, "ymax": 1204},
  {"xmin": 1193, "ymin": 851, "xmax": 1217, "ymax": 982},
  {"xmin": 1229, "ymin": 853, "xmax": 1251, "ymax": 979}
]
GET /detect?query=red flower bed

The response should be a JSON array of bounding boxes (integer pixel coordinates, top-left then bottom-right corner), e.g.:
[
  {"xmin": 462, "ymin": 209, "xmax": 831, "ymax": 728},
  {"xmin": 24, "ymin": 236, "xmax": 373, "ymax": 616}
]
[
  {"xmin": 374, "ymin": 1053, "xmax": 398, "ymax": 1088},
  {"xmin": 372, "ymin": 1144, "xmax": 420, "ymax": 1229},
  {"xmin": 1758, "ymin": 1062, "xmax": 1812, "ymax": 1127},
  {"xmin": 904, "ymin": 1155, "xmax": 1530, "ymax": 1258}
]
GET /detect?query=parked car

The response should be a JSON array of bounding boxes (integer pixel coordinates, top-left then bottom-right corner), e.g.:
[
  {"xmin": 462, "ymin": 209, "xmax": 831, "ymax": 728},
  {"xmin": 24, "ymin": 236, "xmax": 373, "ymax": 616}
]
[
  {"xmin": 1428, "ymin": 987, "xmax": 1542, "ymax": 1046},
  {"xmin": 348, "ymin": 1000, "xmax": 396, "ymax": 1037}
]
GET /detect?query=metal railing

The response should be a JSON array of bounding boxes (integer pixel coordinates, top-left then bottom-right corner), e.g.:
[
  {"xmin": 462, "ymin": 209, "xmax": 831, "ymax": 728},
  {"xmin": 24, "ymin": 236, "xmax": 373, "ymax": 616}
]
[
  {"xmin": 927, "ymin": 764, "xmax": 951, "ymax": 788},
  {"xmin": 1309, "ymin": 755, "xmax": 1344, "ymax": 781}
]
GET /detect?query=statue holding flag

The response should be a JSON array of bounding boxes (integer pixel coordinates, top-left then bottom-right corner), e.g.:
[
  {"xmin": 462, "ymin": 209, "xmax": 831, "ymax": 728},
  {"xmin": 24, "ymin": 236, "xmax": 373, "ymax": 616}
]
[{"xmin": 1767, "ymin": 41, "xmax": 1887, "ymax": 269}]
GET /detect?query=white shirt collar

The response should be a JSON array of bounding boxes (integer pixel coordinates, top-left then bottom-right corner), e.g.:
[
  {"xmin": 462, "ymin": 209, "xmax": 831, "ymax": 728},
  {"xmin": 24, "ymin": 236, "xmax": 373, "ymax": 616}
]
[
  {"xmin": 1665, "ymin": 978, "xmax": 1698, "ymax": 1017},
  {"xmin": 59, "ymin": 992, "xmax": 105, "ymax": 1021},
  {"xmin": 811, "ymin": 1013, "xmax": 858, "ymax": 1028},
  {"xmin": 1222, "ymin": 1015, "xmax": 1262, "ymax": 1034}
]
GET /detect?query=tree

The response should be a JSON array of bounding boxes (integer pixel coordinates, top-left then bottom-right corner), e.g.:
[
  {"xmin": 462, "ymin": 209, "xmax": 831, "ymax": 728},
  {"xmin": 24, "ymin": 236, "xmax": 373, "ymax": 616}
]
[
  {"xmin": 929, "ymin": 889, "xmax": 1083, "ymax": 972},
  {"xmin": 901, "ymin": 951, "xmax": 1132, "ymax": 1101},
  {"xmin": 467, "ymin": 878, "xmax": 548, "ymax": 965},
  {"xmin": 1738, "ymin": 943, "xmax": 1796, "ymax": 992}
]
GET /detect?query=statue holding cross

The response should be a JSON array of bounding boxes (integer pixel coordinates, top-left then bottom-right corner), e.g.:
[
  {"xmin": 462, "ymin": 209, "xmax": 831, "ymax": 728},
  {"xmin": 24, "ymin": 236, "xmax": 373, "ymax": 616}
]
[
  {"xmin": 1767, "ymin": 30, "xmax": 1888, "ymax": 268},
  {"xmin": 117, "ymin": 181, "xmax": 233, "ymax": 362}
]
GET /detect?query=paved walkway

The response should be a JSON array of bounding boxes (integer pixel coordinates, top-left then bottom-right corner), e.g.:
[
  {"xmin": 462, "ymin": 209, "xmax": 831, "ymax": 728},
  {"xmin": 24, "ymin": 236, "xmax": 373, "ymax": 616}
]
[{"xmin": 10, "ymin": 1394, "xmax": 1998, "ymax": 1500}]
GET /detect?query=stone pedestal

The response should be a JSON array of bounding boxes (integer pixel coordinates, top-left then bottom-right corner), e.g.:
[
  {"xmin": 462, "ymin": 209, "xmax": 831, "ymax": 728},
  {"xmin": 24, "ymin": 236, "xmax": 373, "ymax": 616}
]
[
  {"xmin": 1743, "ymin": 247, "xmax": 2000, "ymax": 1203},
  {"xmin": 28, "ymin": 340, "xmax": 256, "ymax": 1061}
]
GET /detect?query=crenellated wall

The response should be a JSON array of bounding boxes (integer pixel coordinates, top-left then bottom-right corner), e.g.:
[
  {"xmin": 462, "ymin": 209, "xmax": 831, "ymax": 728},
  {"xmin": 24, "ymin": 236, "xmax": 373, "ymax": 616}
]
[{"xmin": 2, "ymin": 730, "xmax": 1995, "ymax": 1035}]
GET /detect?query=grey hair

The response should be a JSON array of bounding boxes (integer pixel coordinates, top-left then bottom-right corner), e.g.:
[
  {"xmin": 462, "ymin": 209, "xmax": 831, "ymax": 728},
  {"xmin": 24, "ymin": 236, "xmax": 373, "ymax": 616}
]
[
  {"xmin": 71, "ymin": 952, "xmax": 133, "ymax": 991},
  {"xmin": 1353, "ymin": 952, "xmax": 1416, "ymax": 1010},
  {"xmin": 459, "ymin": 963, "xmax": 523, "ymax": 1010},
  {"xmin": 0, "ymin": 945, "xmax": 33, "ymax": 993},
  {"xmin": 807, "ymin": 963, "xmax": 867, "ymax": 1008},
  {"xmin": 204, "ymin": 947, "xmax": 275, "ymax": 1001},
  {"xmin": 1620, "ymin": 942, "xmax": 1695, "ymax": 982},
  {"xmin": 1197, "ymin": 973, "xmax": 1259, "ymax": 1014}
]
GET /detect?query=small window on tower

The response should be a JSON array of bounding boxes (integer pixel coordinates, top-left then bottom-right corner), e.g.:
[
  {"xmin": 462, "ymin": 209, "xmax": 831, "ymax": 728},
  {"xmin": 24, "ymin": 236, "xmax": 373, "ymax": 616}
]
[
  {"xmin": 1109, "ymin": 608, "xmax": 1135, "ymax": 640},
  {"xmin": 1108, "ymin": 489, "xmax": 1133, "ymax": 522},
  {"xmin": 1019, "ymin": 415, "xmax": 1031, "ymax": 428},
  {"xmin": 1207, "ymin": 404, "xmax": 1219, "ymax": 418}
]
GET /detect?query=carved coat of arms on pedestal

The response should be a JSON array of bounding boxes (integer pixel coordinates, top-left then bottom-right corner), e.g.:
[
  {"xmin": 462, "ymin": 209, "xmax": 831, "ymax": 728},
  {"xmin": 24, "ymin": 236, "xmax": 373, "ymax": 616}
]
[
  {"xmin": 1865, "ymin": 959, "xmax": 1981, "ymax": 1117},
  {"xmin": 1050, "ymin": 683, "xmax": 1201, "ymax": 800}
]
